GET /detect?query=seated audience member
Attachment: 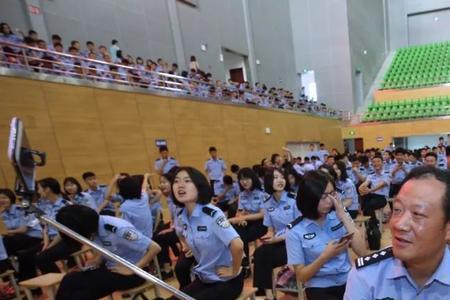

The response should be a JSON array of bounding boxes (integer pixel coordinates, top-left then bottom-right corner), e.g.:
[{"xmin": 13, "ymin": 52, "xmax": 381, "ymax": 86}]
[
  {"xmin": 54, "ymin": 205, "xmax": 161, "ymax": 300},
  {"xmin": 345, "ymin": 167, "xmax": 450, "ymax": 299},
  {"xmin": 167, "ymin": 167, "xmax": 244, "ymax": 300},
  {"xmin": 82, "ymin": 171, "xmax": 116, "ymax": 216},
  {"xmin": 253, "ymin": 168, "xmax": 300, "ymax": 299},
  {"xmin": 62, "ymin": 177, "xmax": 96, "ymax": 209},
  {"xmin": 287, "ymin": 170, "xmax": 366, "ymax": 300}
]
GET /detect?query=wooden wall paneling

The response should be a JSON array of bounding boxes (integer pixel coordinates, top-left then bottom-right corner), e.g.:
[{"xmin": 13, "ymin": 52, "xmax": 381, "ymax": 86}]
[{"xmin": 95, "ymin": 89, "xmax": 150, "ymax": 175}]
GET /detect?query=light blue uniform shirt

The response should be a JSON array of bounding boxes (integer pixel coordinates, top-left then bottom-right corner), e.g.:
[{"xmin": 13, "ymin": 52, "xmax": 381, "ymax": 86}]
[
  {"xmin": 38, "ymin": 198, "xmax": 69, "ymax": 237},
  {"xmin": 318, "ymin": 149, "xmax": 329, "ymax": 162},
  {"xmin": 95, "ymin": 216, "xmax": 152, "ymax": 269},
  {"xmin": 154, "ymin": 157, "xmax": 179, "ymax": 175},
  {"xmin": 390, "ymin": 163, "xmax": 410, "ymax": 184},
  {"xmin": 366, "ymin": 171, "xmax": 391, "ymax": 198},
  {"xmin": 215, "ymin": 182, "xmax": 240, "ymax": 204},
  {"xmin": 2, "ymin": 205, "xmax": 26, "ymax": 230},
  {"xmin": 120, "ymin": 195, "xmax": 153, "ymax": 238},
  {"xmin": 178, "ymin": 204, "xmax": 240, "ymax": 283},
  {"xmin": 238, "ymin": 189, "xmax": 268, "ymax": 213},
  {"xmin": 0, "ymin": 238, "xmax": 7, "ymax": 261},
  {"xmin": 344, "ymin": 246, "xmax": 450, "ymax": 299},
  {"xmin": 71, "ymin": 192, "xmax": 97, "ymax": 210},
  {"xmin": 263, "ymin": 191, "xmax": 301, "ymax": 237},
  {"xmin": 336, "ymin": 179, "xmax": 359, "ymax": 211},
  {"xmin": 286, "ymin": 211, "xmax": 351, "ymax": 288},
  {"xmin": 86, "ymin": 185, "xmax": 115, "ymax": 211},
  {"xmin": 204, "ymin": 158, "xmax": 226, "ymax": 181}
]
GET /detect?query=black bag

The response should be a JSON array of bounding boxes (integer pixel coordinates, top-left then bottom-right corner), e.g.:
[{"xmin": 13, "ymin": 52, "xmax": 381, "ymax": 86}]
[{"xmin": 366, "ymin": 216, "xmax": 381, "ymax": 250}]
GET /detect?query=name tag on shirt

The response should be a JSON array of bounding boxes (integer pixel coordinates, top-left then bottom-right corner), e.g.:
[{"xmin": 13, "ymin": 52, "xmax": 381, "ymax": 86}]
[{"xmin": 197, "ymin": 226, "xmax": 207, "ymax": 232}]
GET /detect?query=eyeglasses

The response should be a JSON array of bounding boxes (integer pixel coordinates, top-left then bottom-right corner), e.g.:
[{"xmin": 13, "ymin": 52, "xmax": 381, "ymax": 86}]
[{"xmin": 320, "ymin": 190, "xmax": 337, "ymax": 201}]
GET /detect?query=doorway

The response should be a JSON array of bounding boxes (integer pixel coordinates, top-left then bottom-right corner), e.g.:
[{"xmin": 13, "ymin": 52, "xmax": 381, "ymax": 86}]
[
  {"xmin": 229, "ymin": 68, "xmax": 245, "ymax": 83},
  {"xmin": 344, "ymin": 138, "xmax": 364, "ymax": 153}
]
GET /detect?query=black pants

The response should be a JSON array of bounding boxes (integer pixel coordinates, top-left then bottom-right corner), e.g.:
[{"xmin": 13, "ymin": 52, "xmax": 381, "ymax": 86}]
[
  {"xmin": 234, "ymin": 220, "xmax": 267, "ymax": 264},
  {"xmin": 361, "ymin": 193, "xmax": 387, "ymax": 218},
  {"xmin": 217, "ymin": 202, "xmax": 238, "ymax": 218},
  {"xmin": 210, "ymin": 180, "xmax": 218, "ymax": 196},
  {"xmin": 305, "ymin": 284, "xmax": 346, "ymax": 300},
  {"xmin": 55, "ymin": 265, "xmax": 145, "ymax": 300},
  {"xmin": 16, "ymin": 238, "xmax": 44, "ymax": 281},
  {"xmin": 253, "ymin": 241, "xmax": 287, "ymax": 290},
  {"xmin": 153, "ymin": 227, "xmax": 180, "ymax": 266},
  {"xmin": 35, "ymin": 240, "xmax": 81, "ymax": 275},
  {"xmin": 175, "ymin": 252, "xmax": 196, "ymax": 289},
  {"xmin": 3, "ymin": 234, "xmax": 42, "ymax": 256},
  {"xmin": 169, "ymin": 271, "xmax": 244, "ymax": 300}
]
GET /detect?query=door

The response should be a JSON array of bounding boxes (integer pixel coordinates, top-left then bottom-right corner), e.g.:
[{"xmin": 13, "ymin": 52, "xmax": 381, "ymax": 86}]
[
  {"xmin": 229, "ymin": 68, "xmax": 244, "ymax": 83},
  {"xmin": 354, "ymin": 138, "xmax": 364, "ymax": 152}
]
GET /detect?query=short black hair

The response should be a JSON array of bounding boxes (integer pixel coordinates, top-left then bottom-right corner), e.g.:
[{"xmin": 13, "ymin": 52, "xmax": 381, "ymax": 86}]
[
  {"xmin": 38, "ymin": 177, "xmax": 61, "ymax": 195},
  {"xmin": 401, "ymin": 166, "xmax": 450, "ymax": 223},
  {"xmin": 271, "ymin": 153, "xmax": 281, "ymax": 164},
  {"xmin": 111, "ymin": 39, "xmax": 118, "ymax": 45},
  {"xmin": 63, "ymin": 177, "xmax": 83, "ymax": 196},
  {"xmin": 0, "ymin": 188, "xmax": 16, "ymax": 203},
  {"xmin": 51, "ymin": 34, "xmax": 61, "ymax": 40},
  {"xmin": 223, "ymin": 175, "xmax": 233, "ymax": 185},
  {"xmin": 425, "ymin": 152, "xmax": 438, "ymax": 160},
  {"xmin": 82, "ymin": 171, "xmax": 95, "ymax": 181},
  {"xmin": 86, "ymin": 41, "xmax": 94, "ymax": 46},
  {"xmin": 264, "ymin": 168, "xmax": 290, "ymax": 195},
  {"xmin": 159, "ymin": 145, "xmax": 168, "ymax": 152},
  {"xmin": 372, "ymin": 154, "xmax": 383, "ymax": 161},
  {"xmin": 318, "ymin": 164, "xmax": 338, "ymax": 182},
  {"xmin": 230, "ymin": 164, "xmax": 240, "ymax": 174},
  {"xmin": 117, "ymin": 176, "xmax": 141, "ymax": 200},
  {"xmin": 208, "ymin": 146, "xmax": 217, "ymax": 152},
  {"xmin": 171, "ymin": 167, "xmax": 212, "ymax": 207},
  {"xmin": 237, "ymin": 167, "xmax": 261, "ymax": 191},
  {"xmin": 56, "ymin": 205, "xmax": 99, "ymax": 242},
  {"xmin": 394, "ymin": 147, "xmax": 406, "ymax": 155},
  {"xmin": 297, "ymin": 170, "xmax": 334, "ymax": 220}
]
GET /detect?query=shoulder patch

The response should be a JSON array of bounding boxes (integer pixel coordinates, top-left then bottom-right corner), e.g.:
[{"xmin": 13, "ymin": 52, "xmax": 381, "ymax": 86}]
[
  {"xmin": 104, "ymin": 224, "xmax": 117, "ymax": 233},
  {"xmin": 202, "ymin": 206, "xmax": 217, "ymax": 217},
  {"xmin": 216, "ymin": 216, "xmax": 230, "ymax": 228},
  {"xmin": 122, "ymin": 228, "xmax": 139, "ymax": 241},
  {"xmin": 287, "ymin": 192, "xmax": 296, "ymax": 199},
  {"xmin": 355, "ymin": 247, "xmax": 393, "ymax": 269},
  {"xmin": 287, "ymin": 216, "xmax": 303, "ymax": 229}
]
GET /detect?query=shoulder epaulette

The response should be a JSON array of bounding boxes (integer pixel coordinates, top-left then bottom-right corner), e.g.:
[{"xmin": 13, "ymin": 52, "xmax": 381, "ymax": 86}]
[
  {"xmin": 202, "ymin": 206, "xmax": 217, "ymax": 217},
  {"xmin": 104, "ymin": 224, "xmax": 117, "ymax": 233},
  {"xmin": 287, "ymin": 216, "xmax": 303, "ymax": 229},
  {"xmin": 355, "ymin": 247, "xmax": 393, "ymax": 269},
  {"xmin": 287, "ymin": 192, "xmax": 296, "ymax": 199},
  {"xmin": 177, "ymin": 208, "xmax": 184, "ymax": 216},
  {"xmin": 169, "ymin": 156, "xmax": 175, "ymax": 160},
  {"xmin": 263, "ymin": 194, "xmax": 272, "ymax": 203},
  {"xmin": 155, "ymin": 158, "xmax": 161, "ymax": 161},
  {"xmin": 99, "ymin": 184, "xmax": 107, "ymax": 188}
]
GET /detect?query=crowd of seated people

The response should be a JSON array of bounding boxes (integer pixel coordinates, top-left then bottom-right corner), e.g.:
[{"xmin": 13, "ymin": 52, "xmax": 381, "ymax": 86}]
[
  {"xmin": 0, "ymin": 22, "xmax": 343, "ymax": 118},
  {"xmin": 0, "ymin": 138, "xmax": 447, "ymax": 299}
]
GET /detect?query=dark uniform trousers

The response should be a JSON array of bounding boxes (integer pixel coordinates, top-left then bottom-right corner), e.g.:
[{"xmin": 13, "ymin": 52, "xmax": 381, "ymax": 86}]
[
  {"xmin": 153, "ymin": 224, "xmax": 180, "ymax": 266},
  {"xmin": 3, "ymin": 234, "xmax": 42, "ymax": 256},
  {"xmin": 305, "ymin": 284, "xmax": 346, "ymax": 300},
  {"xmin": 174, "ymin": 251, "xmax": 196, "ymax": 289},
  {"xmin": 253, "ymin": 241, "xmax": 287, "ymax": 290},
  {"xmin": 55, "ymin": 265, "xmax": 145, "ymax": 300},
  {"xmin": 233, "ymin": 220, "xmax": 267, "ymax": 265},
  {"xmin": 361, "ymin": 193, "xmax": 387, "ymax": 218},
  {"xmin": 35, "ymin": 240, "xmax": 81, "ymax": 274},
  {"xmin": 169, "ymin": 271, "xmax": 244, "ymax": 300}
]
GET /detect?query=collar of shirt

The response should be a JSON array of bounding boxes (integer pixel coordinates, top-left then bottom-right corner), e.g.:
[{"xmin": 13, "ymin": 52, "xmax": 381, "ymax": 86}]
[
  {"xmin": 181, "ymin": 203, "xmax": 203, "ymax": 222},
  {"xmin": 268, "ymin": 191, "xmax": 289, "ymax": 206},
  {"xmin": 386, "ymin": 247, "xmax": 450, "ymax": 288},
  {"xmin": 302, "ymin": 211, "xmax": 338, "ymax": 229}
]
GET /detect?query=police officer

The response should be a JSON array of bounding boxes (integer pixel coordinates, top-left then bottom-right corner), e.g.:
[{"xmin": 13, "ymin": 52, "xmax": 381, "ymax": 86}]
[
  {"xmin": 82, "ymin": 171, "xmax": 116, "ymax": 216},
  {"xmin": 34, "ymin": 178, "xmax": 78, "ymax": 276},
  {"xmin": 253, "ymin": 168, "xmax": 301, "ymax": 300},
  {"xmin": 286, "ymin": 170, "xmax": 366, "ymax": 300},
  {"xmin": 228, "ymin": 168, "xmax": 268, "ymax": 277},
  {"xmin": 54, "ymin": 205, "xmax": 161, "ymax": 299},
  {"xmin": 204, "ymin": 146, "xmax": 226, "ymax": 196},
  {"xmin": 359, "ymin": 155, "xmax": 391, "ymax": 220},
  {"xmin": 334, "ymin": 161, "xmax": 360, "ymax": 219},
  {"xmin": 154, "ymin": 146, "xmax": 179, "ymax": 175},
  {"xmin": 62, "ymin": 177, "xmax": 97, "ymax": 209},
  {"xmin": 168, "ymin": 167, "xmax": 244, "ymax": 300},
  {"xmin": 344, "ymin": 166, "xmax": 450, "ymax": 299},
  {"xmin": 212, "ymin": 175, "xmax": 240, "ymax": 214},
  {"xmin": 110, "ymin": 175, "xmax": 153, "ymax": 239},
  {"xmin": 389, "ymin": 148, "xmax": 410, "ymax": 198}
]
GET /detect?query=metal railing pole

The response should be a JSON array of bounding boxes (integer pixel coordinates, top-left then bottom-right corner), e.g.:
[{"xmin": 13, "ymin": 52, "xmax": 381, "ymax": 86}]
[{"xmin": 39, "ymin": 215, "xmax": 194, "ymax": 300}]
